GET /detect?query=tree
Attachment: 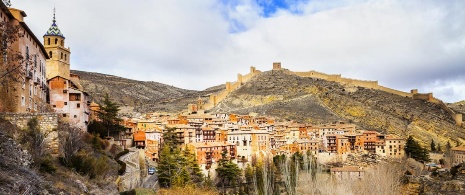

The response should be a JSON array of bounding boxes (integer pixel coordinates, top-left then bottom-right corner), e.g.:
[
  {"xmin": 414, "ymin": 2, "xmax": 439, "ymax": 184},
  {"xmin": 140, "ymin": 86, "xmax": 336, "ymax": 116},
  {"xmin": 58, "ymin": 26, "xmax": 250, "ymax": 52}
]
[
  {"xmin": 216, "ymin": 149, "xmax": 241, "ymax": 193},
  {"xmin": 92, "ymin": 93, "xmax": 124, "ymax": 137},
  {"xmin": 431, "ymin": 140, "xmax": 436, "ymax": 152},
  {"xmin": 157, "ymin": 128, "xmax": 204, "ymax": 188},
  {"xmin": 437, "ymin": 143, "xmax": 442, "ymax": 153},
  {"xmin": 405, "ymin": 136, "xmax": 430, "ymax": 163},
  {"xmin": 0, "ymin": 20, "xmax": 31, "ymax": 85},
  {"xmin": 58, "ymin": 122, "xmax": 85, "ymax": 166}
]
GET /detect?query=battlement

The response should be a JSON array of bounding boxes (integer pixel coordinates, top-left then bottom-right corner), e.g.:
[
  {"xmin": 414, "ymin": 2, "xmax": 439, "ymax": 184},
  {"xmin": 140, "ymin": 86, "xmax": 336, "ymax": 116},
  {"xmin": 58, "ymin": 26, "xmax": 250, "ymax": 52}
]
[{"xmin": 205, "ymin": 62, "xmax": 463, "ymax": 126}]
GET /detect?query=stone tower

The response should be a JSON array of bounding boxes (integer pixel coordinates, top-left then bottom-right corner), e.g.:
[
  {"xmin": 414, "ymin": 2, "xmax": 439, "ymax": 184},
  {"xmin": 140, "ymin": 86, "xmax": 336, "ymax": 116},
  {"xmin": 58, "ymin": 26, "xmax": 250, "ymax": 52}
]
[{"xmin": 43, "ymin": 9, "xmax": 70, "ymax": 80}]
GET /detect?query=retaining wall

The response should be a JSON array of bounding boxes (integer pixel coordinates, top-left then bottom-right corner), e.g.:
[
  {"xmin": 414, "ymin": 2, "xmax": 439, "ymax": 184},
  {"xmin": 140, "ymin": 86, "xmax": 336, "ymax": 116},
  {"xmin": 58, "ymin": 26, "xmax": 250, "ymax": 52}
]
[{"xmin": 0, "ymin": 113, "xmax": 59, "ymax": 154}]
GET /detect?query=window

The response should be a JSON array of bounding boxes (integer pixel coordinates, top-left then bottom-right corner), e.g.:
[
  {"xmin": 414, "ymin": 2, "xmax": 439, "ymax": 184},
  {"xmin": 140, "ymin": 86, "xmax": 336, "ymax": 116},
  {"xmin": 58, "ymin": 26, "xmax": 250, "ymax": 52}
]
[
  {"xmin": 65, "ymin": 54, "xmax": 67, "ymax": 61},
  {"xmin": 25, "ymin": 45, "xmax": 29, "ymax": 61},
  {"xmin": 77, "ymin": 103, "xmax": 80, "ymax": 108},
  {"xmin": 74, "ymin": 115, "xmax": 77, "ymax": 118},
  {"xmin": 29, "ymin": 84, "xmax": 32, "ymax": 96},
  {"xmin": 61, "ymin": 53, "xmax": 63, "ymax": 59},
  {"xmin": 64, "ymin": 102, "xmax": 67, "ymax": 105},
  {"xmin": 55, "ymin": 38, "xmax": 58, "ymax": 44},
  {"xmin": 21, "ymin": 96, "xmax": 25, "ymax": 106},
  {"xmin": 63, "ymin": 114, "xmax": 67, "ymax": 117},
  {"xmin": 53, "ymin": 105, "xmax": 56, "ymax": 108},
  {"xmin": 47, "ymin": 38, "xmax": 50, "ymax": 45},
  {"xmin": 49, "ymin": 51, "xmax": 52, "ymax": 58}
]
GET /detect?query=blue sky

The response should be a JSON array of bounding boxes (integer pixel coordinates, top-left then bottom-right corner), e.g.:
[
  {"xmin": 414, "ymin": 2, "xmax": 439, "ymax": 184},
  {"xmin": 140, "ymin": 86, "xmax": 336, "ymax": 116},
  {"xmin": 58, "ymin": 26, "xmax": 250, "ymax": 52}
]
[{"xmin": 11, "ymin": 0, "xmax": 465, "ymax": 103}]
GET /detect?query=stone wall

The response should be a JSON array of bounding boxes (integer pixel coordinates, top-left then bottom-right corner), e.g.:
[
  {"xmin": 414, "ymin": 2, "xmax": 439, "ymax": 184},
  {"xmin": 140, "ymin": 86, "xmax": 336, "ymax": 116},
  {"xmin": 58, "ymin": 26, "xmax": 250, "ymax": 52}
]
[
  {"xmin": 118, "ymin": 149, "xmax": 142, "ymax": 191},
  {"xmin": 0, "ymin": 113, "xmax": 59, "ymax": 154},
  {"xmin": 206, "ymin": 62, "xmax": 463, "ymax": 126},
  {"xmin": 205, "ymin": 66, "xmax": 261, "ymax": 109}
]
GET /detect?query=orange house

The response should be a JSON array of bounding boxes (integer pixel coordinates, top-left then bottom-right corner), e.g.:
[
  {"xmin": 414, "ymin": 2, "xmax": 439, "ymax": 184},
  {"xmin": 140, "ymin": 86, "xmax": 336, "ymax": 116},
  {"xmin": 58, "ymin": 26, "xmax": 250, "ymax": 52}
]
[{"xmin": 133, "ymin": 130, "xmax": 146, "ymax": 149}]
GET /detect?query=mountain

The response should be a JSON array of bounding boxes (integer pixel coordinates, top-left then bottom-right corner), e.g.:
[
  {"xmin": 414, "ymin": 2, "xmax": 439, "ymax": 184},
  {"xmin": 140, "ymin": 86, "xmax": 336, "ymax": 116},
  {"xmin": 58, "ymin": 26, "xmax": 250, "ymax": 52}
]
[
  {"xmin": 72, "ymin": 69, "xmax": 465, "ymax": 146},
  {"xmin": 210, "ymin": 70, "xmax": 465, "ymax": 146},
  {"xmin": 71, "ymin": 70, "xmax": 223, "ymax": 114}
]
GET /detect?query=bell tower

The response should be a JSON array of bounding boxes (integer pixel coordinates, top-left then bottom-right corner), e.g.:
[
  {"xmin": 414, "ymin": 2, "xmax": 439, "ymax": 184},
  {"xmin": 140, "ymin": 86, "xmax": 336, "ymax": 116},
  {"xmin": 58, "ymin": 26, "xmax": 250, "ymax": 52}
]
[{"xmin": 43, "ymin": 8, "xmax": 71, "ymax": 80}]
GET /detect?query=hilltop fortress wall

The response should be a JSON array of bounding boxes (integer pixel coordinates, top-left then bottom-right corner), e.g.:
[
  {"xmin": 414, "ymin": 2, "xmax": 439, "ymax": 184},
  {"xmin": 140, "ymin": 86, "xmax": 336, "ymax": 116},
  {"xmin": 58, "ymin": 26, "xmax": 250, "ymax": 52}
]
[
  {"xmin": 205, "ymin": 62, "xmax": 462, "ymax": 126},
  {"xmin": 204, "ymin": 66, "xmax": 261, "ymax": 109}
]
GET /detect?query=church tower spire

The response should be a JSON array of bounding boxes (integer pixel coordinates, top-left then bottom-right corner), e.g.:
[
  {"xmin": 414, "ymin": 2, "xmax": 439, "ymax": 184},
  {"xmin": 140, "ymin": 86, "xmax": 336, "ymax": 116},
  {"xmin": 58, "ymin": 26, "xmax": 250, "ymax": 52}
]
[{"xmin": 43, "ymin": 7, "xmax": 70, "ymax": 80}]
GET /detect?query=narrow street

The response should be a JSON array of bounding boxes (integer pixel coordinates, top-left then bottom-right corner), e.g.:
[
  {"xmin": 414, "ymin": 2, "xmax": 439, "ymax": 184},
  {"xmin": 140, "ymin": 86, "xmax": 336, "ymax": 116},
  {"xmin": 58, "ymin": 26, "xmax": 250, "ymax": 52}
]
[{"xmin": 142, "ymin": 174, "xmax": 158, "ymax": 189}]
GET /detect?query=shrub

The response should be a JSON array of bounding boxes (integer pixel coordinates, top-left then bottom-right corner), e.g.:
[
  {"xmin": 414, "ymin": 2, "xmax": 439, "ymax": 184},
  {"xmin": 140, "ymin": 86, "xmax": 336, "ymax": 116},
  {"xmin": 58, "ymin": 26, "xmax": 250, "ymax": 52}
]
[
  {"xmin": 117, "ymin": 160, "xmax": 126, "ymax": 175},
  {"xmin": 37, "ymin": 156, "xmax": 57, "ymax": 174},
  {"xmin": 115, "ymin": 149, "xmax": 129, "ymax": 175}
]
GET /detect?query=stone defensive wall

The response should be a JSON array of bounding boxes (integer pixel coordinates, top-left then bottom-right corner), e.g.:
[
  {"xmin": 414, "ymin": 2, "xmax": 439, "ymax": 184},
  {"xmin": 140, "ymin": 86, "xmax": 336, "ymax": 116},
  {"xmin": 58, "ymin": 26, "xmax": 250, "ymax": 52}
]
[
  {"xmin": 205, "ymin": 62, "xmax": 462, "ymax": 126},
  {"xmin": 0, "ymin": 113, "xmax": 59, "ymax": 154},
  {"xmin": 204, "ymin": 66, "xmax": 261, "ymax": 109}
]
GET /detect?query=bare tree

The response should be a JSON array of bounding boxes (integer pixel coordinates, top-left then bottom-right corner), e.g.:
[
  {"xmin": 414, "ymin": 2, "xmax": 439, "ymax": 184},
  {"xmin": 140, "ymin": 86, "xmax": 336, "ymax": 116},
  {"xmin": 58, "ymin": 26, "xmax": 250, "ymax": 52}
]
[
  {"xmin": 0, "ymin": 20, "xmax": 31, "ymax": 85},
  {"xmin": 58, "ymin": 122, "xmax": 85, "ymax": 165},
  {"xmin": 26, "ymin": 118, "xmax": 49, "ymax": 160}
]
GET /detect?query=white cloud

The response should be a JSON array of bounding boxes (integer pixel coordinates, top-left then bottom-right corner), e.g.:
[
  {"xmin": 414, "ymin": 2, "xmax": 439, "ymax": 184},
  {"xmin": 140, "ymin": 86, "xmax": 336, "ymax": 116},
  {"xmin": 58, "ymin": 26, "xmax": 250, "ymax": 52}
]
[{"xmin": 12, "ymin": 0, "xmax": 465, "ymax": 102}]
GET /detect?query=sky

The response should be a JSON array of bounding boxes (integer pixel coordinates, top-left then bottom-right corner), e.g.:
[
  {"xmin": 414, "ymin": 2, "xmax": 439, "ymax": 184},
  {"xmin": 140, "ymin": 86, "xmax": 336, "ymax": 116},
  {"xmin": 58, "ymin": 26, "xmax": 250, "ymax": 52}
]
[{"xmin": 11, "ymin": 0, "xmax": 465, "ymax": 103}]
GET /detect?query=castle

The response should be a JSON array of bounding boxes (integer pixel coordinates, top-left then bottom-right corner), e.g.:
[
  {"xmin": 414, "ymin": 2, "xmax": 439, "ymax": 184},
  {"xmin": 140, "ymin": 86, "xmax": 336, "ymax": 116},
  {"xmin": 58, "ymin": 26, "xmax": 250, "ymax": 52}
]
[{"xmin": 205, "ymin": 62, "xmax": 463, "ymax": 126}]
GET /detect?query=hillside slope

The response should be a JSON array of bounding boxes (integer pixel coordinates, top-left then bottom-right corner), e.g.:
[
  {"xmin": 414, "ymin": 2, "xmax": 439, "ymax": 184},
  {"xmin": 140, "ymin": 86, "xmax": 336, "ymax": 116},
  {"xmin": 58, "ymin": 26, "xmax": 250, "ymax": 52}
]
[
  {"xmin": 71, "ymin": 70, "xmax": 223, "ymax": 114},
  {"xmin": 211, "ymin": 70, "xmax": 465, "ymax": 146}
]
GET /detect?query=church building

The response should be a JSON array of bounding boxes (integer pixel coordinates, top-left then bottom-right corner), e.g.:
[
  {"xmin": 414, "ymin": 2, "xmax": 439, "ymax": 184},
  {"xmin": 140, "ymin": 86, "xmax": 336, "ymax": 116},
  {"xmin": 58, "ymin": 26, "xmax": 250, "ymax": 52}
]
[{"xmin": 44, "ymin": 10, "xmax": 90, "ymax": 131}]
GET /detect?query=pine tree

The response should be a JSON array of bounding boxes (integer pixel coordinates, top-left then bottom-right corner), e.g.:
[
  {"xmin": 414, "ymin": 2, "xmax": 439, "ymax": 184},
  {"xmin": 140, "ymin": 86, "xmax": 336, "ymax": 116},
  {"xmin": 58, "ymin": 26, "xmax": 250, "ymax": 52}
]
[
  {"xmin": 216, "ymin": 149, "xmax": 241, "ymax": 193},
  {"xmin": 431, "ymin": 140, "xmax": 436, "ymax": 152},
  {"xmin": 405, "ymin": 136, "xmax": 430, "ymax": 163},
  {"xmin": 97, "ymin": 93, "xmax": 124, "ymax": 136}
]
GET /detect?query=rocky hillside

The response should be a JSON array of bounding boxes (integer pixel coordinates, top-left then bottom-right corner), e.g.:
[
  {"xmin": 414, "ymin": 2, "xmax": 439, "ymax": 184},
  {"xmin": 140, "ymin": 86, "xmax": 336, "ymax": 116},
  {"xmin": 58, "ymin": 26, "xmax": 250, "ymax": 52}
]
[
  {"xmin": 0, "ymin": 119, "xmax": 118, "ymax": 194},
  {"xmin": 449, "ymin": 100, "xmax": 465, "ymax": 115},
  {"xmin": 72, "ymin": 69, "xmax": 464, "ymax": 146},
  {"xmin": 71, "ymin": 70, "xmax": 223, "ymax": 114},
  {"xmin": 211, "ymin": 70, "xmax": 465, "ymax": 146}
]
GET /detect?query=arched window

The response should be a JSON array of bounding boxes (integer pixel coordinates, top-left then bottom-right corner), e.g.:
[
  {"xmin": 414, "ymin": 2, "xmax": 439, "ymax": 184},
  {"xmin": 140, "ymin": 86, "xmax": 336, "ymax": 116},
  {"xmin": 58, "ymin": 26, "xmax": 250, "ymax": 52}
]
[
  {"xmin": 64, "ymin": 54, "xmax": 67, "ymax": 61},
  {"xmin": 55, "ymin": 38, "xmax": 58, "ymax": 44},
  {"xmin": 61, "ymin": 53, "xmax": 63, "ymax": 59},
  {"xmin": 49, "ymin": 51, "xmax": 52, "ymax": 58},
  {"xmin": 47, "ymin": 38, "xmax": 50, "ymax": 45}
]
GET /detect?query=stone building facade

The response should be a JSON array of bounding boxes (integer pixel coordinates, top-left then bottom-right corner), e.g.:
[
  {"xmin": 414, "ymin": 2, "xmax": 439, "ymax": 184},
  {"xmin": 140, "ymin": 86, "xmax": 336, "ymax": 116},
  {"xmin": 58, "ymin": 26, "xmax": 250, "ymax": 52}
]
[
  {"xmin": 0, "ymin": 3, "xmax": 49, "ymax": 113},
  {"xmin": 44, "ymin": 11, "xmax": 90, "ymax": 131}
]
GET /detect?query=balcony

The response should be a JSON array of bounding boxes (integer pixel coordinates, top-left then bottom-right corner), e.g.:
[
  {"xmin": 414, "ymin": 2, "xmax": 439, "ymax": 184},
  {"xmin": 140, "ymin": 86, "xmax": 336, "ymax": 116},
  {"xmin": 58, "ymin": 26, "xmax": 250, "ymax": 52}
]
[{"xmin": 26, "ymin": 71, "xmax": 33, "ymax": 79}]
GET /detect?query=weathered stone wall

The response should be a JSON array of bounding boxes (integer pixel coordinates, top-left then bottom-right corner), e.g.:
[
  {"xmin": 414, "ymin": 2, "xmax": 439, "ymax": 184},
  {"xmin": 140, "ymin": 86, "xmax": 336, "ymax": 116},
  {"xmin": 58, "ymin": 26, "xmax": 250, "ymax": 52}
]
[
  {"xmin": 0, "ymin": 113, "xmax": 59, "ymax": 154},
  {"xmin": 205, "ymin": 66, "xmax": 261, "ymax": 109},
  {"xmin": 118, "ymin": 149, "xmax": 142, "ymax": 191}
]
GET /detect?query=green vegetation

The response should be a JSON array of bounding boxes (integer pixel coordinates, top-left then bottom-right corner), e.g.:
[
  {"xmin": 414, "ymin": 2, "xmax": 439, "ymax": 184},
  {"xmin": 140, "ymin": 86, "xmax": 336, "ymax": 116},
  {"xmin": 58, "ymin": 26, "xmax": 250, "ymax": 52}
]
[
  {"xmin": 88, "ymin": 93, "xmax": 125, "ymax": 137},
  {"xmin": 216, "ymin": 149, "xmax": 241, "ymax": 193},
  {"xmin": 430, "ymin": 140, "xmax": 436, "ymax": 152},
  {"xmin": 405, "ymin": 136, "xmax": 430, "ymax": 163},
  {"xmin": 157, "ymin": 128, "xmax": 205, "ymax": 188},
  {"xmin": 115, "ymin": 149, "xmax": 129, "ymax": 175}
]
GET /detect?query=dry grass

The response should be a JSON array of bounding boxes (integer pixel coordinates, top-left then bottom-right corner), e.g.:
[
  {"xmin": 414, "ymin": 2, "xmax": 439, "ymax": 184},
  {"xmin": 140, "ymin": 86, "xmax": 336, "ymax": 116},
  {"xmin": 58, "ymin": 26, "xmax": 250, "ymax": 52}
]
[{"xmin": 157, "ymin": 186, "xmax": 219, "ymax": 195}]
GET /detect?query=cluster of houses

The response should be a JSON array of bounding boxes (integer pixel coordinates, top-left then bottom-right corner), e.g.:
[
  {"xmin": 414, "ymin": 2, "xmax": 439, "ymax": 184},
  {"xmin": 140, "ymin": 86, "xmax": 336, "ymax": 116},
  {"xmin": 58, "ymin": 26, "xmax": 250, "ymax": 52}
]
[
  {"xmin": 112, "ymin": 99, "xmax": 407, "ymax": 176},
  {"xmin": 0, "ymin": 2, "xmax": 92, "ymax": 130}
]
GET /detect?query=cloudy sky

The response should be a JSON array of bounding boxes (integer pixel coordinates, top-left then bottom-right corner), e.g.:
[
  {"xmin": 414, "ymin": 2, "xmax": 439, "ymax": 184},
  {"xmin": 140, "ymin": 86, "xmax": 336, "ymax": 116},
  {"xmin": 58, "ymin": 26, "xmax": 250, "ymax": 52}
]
[{"xmin": 12, "ymin": 0, "xmax": 465, "ymax": 103}]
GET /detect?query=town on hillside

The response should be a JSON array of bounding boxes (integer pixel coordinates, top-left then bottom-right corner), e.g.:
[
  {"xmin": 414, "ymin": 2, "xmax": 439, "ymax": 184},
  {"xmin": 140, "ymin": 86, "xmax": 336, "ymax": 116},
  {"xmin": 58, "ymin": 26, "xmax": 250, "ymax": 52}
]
[
  {"xmin": 2, "ymin": 1, "xmax": 465, "ymax": 194},
  {"xmin": 109, "ymin": 98, "xmax": 464, "ymax": 176}
]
